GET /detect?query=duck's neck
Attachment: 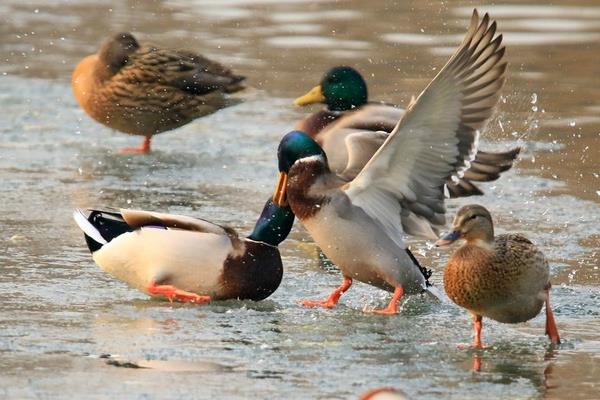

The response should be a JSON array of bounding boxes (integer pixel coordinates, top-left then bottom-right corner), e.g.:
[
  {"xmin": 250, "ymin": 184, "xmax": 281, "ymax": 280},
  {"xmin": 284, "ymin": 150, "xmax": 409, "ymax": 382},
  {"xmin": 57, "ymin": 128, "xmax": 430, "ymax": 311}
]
[
  {"xmin": 287, "ymin": 157, "xmax": 335, "ymax": 220},
  {"xmin": 297, "ymin": 110, "xmax": 341, "ymax": 139},
  {"xmin": 248, "ymin": 199, "xmax": 295, "ymax": 246}
]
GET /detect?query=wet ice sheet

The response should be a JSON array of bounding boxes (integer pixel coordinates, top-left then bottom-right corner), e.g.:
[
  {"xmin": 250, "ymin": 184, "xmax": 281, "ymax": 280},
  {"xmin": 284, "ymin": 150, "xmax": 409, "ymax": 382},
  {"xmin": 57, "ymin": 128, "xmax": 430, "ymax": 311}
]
[{"xmin": 1, "ymin": 1, "xmax": 600, "ymax": 399}]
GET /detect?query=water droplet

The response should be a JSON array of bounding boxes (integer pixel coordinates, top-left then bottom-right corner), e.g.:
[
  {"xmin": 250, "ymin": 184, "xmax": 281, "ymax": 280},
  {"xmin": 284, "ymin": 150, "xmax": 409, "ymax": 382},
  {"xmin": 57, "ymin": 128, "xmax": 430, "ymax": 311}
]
[
  {"xmin": 532, "ymin": 105, "xmax": 538, "ymax": 112},
  {"xmin": 569, "ymin": 120, "xmax": 576, "ymax": 127},
  {"xmin": 127, "ymin": 199, "xmax": 132, "ymax": 204},
  {"xmin": 530, "ymin": 93, "xmax": 537, "ymax": 104}
]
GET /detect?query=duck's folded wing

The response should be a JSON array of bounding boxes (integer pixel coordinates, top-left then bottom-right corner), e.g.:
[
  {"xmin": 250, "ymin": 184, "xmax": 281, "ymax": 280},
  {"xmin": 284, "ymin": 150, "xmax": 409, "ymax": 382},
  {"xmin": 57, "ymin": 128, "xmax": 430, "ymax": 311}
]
[
  {"xmin": 331, "ymin": 104, "xmax": 404, "ymax": 133},
  {"xmin": 120, "ymin": 208, "xmax": 232, "ymax": 236},
  {"xmin": 344, "ymin": 9, "xmax": 505, "ymax": 240},
  {"xmin": 134, "ymin": 47, "xmax": 245, "ymax": 94},
  {"xmin": 340, "ymin": 130, "xmax": 388, "ymax": 180}
]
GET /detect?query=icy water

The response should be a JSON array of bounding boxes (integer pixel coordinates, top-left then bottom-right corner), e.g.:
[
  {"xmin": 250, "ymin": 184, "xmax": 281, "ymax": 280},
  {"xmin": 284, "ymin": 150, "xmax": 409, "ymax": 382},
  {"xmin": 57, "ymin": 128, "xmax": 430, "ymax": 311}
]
[{"xmin": 1, "ymin": 0, "xmax": 599, "ymax": 399}]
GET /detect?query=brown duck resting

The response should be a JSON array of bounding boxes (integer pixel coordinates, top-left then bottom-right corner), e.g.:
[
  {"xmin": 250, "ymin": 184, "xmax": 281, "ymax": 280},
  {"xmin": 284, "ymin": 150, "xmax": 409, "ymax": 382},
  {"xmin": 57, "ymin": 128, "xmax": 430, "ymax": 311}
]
[
  {"xmin": 72, "ymin": 32, "xmax": 245, "ymax": 153},
  {"xmin": 436, "ymin": 204, "xmax": 560, "ymax": 347}
]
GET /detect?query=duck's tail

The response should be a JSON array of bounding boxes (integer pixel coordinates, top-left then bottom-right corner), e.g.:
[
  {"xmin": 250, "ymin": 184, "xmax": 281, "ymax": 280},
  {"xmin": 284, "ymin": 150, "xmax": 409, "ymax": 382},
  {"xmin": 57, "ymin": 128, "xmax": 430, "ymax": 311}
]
[
  {"xmin": 73, "ymin": 208, "xmax": 133, "ymax": 253},
  {"xmin": 73, "ymin": 209, "xmax": 107, "ymax": 253},
  {"xmin": 405, "ymin": 247, "xmax": 447, "ymax": 302},
  {"xmin": 424, "ymin": 285, "xmax": 446, "ymax": 302}
]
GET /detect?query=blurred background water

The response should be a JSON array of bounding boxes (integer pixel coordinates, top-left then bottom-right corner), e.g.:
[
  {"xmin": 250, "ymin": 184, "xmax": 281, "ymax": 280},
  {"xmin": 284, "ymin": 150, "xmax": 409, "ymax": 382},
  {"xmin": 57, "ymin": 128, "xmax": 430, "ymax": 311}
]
[{"xmin": 1, "ymin": 0, "xmax": 599, "ymax": 399}]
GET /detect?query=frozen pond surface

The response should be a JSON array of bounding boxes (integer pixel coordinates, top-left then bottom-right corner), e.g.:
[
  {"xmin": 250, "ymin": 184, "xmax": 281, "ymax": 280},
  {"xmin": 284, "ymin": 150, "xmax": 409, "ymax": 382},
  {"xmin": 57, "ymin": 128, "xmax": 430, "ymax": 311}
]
[{"xmin": 1, "ymin": 1, "xmax": 599, "ymax": 399}]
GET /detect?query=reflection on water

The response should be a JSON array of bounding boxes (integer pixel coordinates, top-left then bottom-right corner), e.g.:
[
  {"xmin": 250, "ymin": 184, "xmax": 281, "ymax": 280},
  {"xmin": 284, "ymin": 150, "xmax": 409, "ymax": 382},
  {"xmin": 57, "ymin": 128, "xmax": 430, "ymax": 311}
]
[{"xmin": 1, "ymin": 1, "xmax": 600, "ymax": 399}]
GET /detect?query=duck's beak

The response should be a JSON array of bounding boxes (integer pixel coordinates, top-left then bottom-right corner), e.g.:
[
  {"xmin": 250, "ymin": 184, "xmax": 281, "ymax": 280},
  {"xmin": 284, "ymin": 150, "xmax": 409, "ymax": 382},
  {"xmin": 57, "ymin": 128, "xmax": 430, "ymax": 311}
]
[
  {"xmin": 294, "ymin": 85, "xmax": 325, "ymax": 106},
  {"xmin": 272, "ymin": 172, "xmax": 289, "ymax": 206},
  {"xmin": 435, "ymin": 230, "xmax": 461, "ymax": 247}
]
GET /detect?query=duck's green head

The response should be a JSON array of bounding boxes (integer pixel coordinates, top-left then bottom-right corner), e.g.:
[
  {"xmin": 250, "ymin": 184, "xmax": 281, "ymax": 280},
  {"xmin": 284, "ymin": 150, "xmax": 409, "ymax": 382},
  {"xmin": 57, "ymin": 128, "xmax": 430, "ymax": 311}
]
[
  {"xmin": 272, "ymin": 130, "xmax": 326, "ymax": 206},
  {"xmin": 294, "ymin": 66, "xmax": 368, "ymax": 111},
  {"xmin": 248, "ymin": 198, "xmax": 295, "ymax": 246}
]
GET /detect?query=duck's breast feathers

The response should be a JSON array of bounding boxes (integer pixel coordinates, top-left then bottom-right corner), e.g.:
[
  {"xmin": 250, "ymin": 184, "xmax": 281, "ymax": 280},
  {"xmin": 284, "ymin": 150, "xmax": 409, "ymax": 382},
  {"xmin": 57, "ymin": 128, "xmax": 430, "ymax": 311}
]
[
  {"xmin": 123, "ymin": 46, "xmax": 245, "ymax": 95},
  {"xmin": 219, "ymin": 239, "xmax": 283, "ymax": 301},
  {"xmin": 444, "ymin": 234, "xmax": 549, "ymax": 320}
]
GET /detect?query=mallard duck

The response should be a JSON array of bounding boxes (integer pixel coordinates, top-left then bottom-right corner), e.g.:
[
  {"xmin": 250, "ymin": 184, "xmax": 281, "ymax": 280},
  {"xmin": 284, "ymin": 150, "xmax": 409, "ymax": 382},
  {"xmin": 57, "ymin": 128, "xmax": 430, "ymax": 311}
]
[
  {"xmin": 72, "ymin": 32, "xmax": 245, "ymax": 153},
  {"xmin": 435, "ymin": 204, "xmax": 560, "ymax": 347},
  {"xmin": 294, "ymin": 66, "xmax": 519, "ymax": 197},
  {"xmin": 272, "ymin": 10, "xmax": 506, "ymax": 314},
  {"xmin": 72, "ymin": 199, "xmax": 294, "ymax": 303}
]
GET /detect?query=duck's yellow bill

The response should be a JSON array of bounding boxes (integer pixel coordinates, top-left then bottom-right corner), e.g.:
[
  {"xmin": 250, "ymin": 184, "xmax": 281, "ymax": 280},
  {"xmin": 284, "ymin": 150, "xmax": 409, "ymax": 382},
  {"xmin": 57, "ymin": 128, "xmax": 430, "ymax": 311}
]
[
  {"xmin": 293, "ymin": 85, "xmax": 325, "ymax": 106},
  {"xmin": 272, "ymin": 172, "xmax": 289, "ymax": 206}
]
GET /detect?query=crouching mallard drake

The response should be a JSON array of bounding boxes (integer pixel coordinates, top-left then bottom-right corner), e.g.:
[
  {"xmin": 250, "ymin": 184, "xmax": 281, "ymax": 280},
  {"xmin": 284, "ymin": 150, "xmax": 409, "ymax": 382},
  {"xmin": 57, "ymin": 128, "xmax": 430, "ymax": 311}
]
[
  {"xmin": 436, "ymin": 205, "xmax": 560, "ymax": 347},
  {"xmin": 73, "ymin": 199, "xmax": 293, "ymax": 303},
  {"xmin": 294, "ymin": 24, "xmax": 518, "ymax": 197},
  {"xmin": 72, "ymin": 32, "xmax": 245, "ymax": 153},
  {"xmin": 272, "ymin": 10, "xmax": 506, "ymax": 314}
]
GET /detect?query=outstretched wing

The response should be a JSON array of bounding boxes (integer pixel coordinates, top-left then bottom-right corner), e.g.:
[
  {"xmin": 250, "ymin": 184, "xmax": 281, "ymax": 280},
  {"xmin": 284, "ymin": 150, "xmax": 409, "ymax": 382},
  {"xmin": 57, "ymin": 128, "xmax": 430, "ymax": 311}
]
[{"xmin": 344, "ymin": 10, "xmax": 506, "ymax": 241}]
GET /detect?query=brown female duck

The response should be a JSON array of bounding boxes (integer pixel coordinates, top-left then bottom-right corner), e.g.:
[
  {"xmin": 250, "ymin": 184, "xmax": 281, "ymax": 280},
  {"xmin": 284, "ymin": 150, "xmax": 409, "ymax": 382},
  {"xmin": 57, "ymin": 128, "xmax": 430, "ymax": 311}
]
[
  {"xmin": 436, "ymin": 204, "xmax": 560, "ymax": 347},
  {"xmin": 72, "ymin": 32, "xmax": 245, "ymax": 153}
]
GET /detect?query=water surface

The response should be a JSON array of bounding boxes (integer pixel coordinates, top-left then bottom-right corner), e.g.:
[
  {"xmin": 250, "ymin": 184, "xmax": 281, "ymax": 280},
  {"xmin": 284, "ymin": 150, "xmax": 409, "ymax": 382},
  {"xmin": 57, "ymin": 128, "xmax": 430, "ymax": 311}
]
[{"xmin": 1, "ymin": 1, "xmax": 599, "ymax": 399}]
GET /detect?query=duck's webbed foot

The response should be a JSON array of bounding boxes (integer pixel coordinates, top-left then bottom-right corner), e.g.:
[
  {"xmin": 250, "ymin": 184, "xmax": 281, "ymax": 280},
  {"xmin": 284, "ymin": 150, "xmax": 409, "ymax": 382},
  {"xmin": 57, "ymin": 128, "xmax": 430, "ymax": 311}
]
[
  {"xmin": 146, "ymin": 282, "xmax": 211, "ymax": 304},
  {"xmin": 364, "ymin": 286, "xmax": 404, "ymax": 315},
  {"xmin": 300, "ymin": 276, "xmax": 352, "ymax": 309}
]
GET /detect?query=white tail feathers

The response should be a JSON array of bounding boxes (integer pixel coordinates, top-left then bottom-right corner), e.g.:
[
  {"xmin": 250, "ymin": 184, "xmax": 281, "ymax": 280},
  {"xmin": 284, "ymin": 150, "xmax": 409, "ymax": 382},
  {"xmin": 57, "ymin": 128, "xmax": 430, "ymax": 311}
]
[{"xmin": 73, "ymin": 209, "xmax": 107, "ymax": 245}]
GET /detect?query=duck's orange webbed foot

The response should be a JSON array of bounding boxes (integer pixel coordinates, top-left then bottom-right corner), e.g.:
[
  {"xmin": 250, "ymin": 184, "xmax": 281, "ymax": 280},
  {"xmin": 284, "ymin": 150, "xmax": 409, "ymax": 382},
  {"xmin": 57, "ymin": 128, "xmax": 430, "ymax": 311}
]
[
  {"xmin": 364, "ymin": 286, "xmax": 404, "ymax": 315},
  {"xmin": 120, "ymin": 137, "xmax": 151, "ymax": 154},
  {"xmin": 147, "ymin": 282, "xmax": 211, "ymax": 304},
  {"xmin": 300, "ymin": 276, "xmax": 352, "ymax": 309}
]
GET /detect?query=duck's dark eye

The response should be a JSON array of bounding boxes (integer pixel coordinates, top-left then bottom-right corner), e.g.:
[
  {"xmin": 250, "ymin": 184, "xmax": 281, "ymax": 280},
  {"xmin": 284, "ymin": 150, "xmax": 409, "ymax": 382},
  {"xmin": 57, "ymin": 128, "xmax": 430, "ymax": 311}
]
[{"xmin": 468, "ymin": 215, "xmax": 478, "ymax": 221}]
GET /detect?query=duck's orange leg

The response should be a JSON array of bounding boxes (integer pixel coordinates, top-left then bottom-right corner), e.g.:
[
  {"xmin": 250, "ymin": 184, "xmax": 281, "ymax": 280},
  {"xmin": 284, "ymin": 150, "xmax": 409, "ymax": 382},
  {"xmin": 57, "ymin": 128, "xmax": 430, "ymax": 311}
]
[
  {"xmin": 545, "ymin": 288, "xmax": 561, "ymax": 345},
  {"xmin": 146, "ymin": 282, "xmax": 211, "ymax": 304},
  {"xmin": 473, "ymin": 315, "xmax": 484, "ymax": 348},
  {"xmin": 120, "ymin": 136, "xmax": 151, "ymax": 154},
  {"xmin": 300, "ymin": 276, "xmax": 352, "ymax": 309},
  {"xmin": 364, "ymin": 286, "xmax": 404, "ymax": 315}
]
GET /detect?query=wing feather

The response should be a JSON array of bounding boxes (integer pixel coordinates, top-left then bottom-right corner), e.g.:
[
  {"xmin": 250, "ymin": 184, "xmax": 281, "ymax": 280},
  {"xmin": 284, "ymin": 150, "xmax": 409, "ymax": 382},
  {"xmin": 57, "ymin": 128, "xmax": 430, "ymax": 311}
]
[{"xmin": 344, "ymin": 9, "xmax": 505, "ymax": 240}]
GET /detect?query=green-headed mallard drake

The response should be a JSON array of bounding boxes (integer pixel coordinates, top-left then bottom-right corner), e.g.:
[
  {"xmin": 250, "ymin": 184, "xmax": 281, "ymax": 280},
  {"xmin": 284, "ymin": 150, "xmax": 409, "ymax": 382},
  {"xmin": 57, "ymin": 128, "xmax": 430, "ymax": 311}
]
[
  {"xmin": 435, "ymin": 204, "xmax": 560, "ymax": 347},
  {"xmin": 272, "ymin": 10, "xmax": 506, "ymax": 314},
  {"xmin": 294, "ymin": 38, "xmax": 519, "ymax": 197},
  {"xmin": 72, "ymin": 199, "xmax": 293, "ymax": 303},
  {"xmin": 72, "ymin": 32, "xmax": 245, "ymax": 153}
]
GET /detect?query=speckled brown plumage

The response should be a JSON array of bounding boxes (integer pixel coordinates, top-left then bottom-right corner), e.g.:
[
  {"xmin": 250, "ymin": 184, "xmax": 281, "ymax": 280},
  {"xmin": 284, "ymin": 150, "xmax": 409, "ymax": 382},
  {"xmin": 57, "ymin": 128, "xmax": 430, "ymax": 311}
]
[
  {"xmin": 72, "ymin": 32, "xmax": 245, "ymax": 144},
  {"xmin": 439, "ymin": 204, "xmax": 560, "ymax": 346},
  {"xmin": 444, "ymin": 233, "xmax": 548, "ymax": 323}
]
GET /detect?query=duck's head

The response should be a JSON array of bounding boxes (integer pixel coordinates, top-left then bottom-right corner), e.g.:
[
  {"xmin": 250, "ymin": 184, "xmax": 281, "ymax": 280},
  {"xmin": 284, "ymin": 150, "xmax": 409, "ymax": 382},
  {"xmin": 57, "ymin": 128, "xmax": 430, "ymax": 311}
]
[
  {"xmin": 96, "ymin": 32, "xmax": 140, "ymax": 79},
  {"xmin": 435, "ymin": 204, "xmax": 494, "ymax": 246},
  {"xmin": 294, "ymin": 66, "xmax": 368, "ymax": 111},
  {"xmin": 248, "ymin": 198, "xmax": 295, "ymax": 246},
  {"xmin": 272, "ymin": 130, "xmax": 327, "ymax": 206}
]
